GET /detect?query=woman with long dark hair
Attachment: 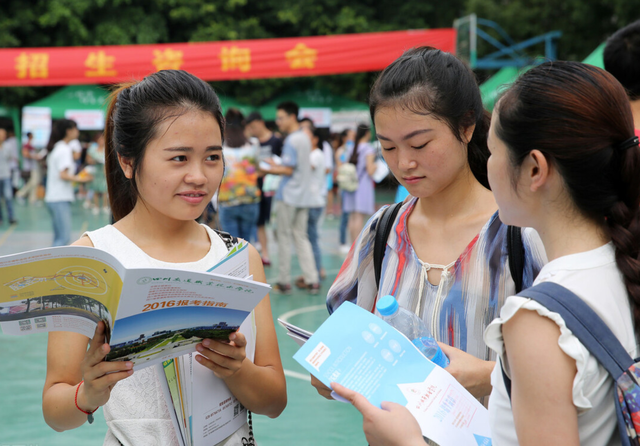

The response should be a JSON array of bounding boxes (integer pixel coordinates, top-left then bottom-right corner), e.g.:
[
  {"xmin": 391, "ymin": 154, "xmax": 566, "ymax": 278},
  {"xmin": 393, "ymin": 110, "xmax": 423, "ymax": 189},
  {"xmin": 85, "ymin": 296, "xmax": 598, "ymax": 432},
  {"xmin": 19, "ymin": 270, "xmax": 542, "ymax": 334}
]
[
  {"xmin": 313, "ymin": 47, "xmax": 547, "ymax": 403},
  {"xmin": 42, "ymin": 70, "xmax": 286, "ymax": 446},
  {"xmin": 342, "ymin": 123, "xmax": 377, "ymax": 243},
  {"xmin": 44, "ymin": 119, "xmax": 91, "ymax": 246},
  {"xmin": 217, "ymin": 108, "xmax": 262, "ymax": 241},
  {"xmin": 334, "ymin": 61, "xmax": 640, "ymax": 446}
]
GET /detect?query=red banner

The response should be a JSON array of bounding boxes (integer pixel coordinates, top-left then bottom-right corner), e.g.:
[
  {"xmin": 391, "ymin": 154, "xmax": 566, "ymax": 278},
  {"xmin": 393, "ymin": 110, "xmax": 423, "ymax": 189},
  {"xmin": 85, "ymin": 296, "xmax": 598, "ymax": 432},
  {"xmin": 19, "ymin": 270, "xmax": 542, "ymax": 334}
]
[{"xmin": 0, "ymin": 29, "xmax": 455, "ymax": 87}]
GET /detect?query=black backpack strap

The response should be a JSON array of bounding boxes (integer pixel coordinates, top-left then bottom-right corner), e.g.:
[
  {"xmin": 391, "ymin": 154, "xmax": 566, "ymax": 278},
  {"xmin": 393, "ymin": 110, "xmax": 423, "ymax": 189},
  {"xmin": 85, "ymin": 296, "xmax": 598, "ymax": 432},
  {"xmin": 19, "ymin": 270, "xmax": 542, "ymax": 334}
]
[
  {"xmin": 373, "ymin": 202, "xmax": 403, "ymax": 287},
  {"xmin": 213, "ymin": 229, "xmax": 238, "ymax": 251},
  {"xmin": 501, "ymin": 281, "xmax": 634, "ymax": 401},
  {"xmin": 507, "ymin": 225, "xmax": 525, "ymax": 294}
]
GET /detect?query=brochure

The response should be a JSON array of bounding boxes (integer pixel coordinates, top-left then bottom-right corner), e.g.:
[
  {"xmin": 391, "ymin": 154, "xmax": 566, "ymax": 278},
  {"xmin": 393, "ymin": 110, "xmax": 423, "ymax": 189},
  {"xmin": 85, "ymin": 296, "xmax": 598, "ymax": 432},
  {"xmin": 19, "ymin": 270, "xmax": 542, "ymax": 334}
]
[
  {"xmin": 277, "ymin": 318, "xmax": 313, "ymax": 346},
  {"xmin": 293, "ymin": 302, "xmax": 492, "ymax": 446},
  {"xmin": 157, "ymin": 246, "xmax": 259, "ymax": 446},
  {"xmin": 0, "ymin": 241, "xmax": 270, "ymax": 370},
  {"xmin": 159, "ymin": 311, "xmax": 257, "ymax": 446}
]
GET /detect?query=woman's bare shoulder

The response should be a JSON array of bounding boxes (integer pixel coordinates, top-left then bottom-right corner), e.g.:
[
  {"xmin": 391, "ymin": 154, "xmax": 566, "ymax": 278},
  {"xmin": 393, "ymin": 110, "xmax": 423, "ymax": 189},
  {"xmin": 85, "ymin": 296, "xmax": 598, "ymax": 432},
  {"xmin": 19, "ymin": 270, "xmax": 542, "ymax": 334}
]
[{"xmin": 71, "ymin": 235, "xmax": 94, "ymax": 247}]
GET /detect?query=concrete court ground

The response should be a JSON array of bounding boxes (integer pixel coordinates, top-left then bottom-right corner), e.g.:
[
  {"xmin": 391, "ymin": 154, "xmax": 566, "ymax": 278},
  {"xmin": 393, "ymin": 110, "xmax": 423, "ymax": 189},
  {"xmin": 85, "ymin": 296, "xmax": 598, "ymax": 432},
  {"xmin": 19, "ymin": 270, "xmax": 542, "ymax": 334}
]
[{"xmin": 0, "ymin": 187, "xmax": 396, "ymax": 445}]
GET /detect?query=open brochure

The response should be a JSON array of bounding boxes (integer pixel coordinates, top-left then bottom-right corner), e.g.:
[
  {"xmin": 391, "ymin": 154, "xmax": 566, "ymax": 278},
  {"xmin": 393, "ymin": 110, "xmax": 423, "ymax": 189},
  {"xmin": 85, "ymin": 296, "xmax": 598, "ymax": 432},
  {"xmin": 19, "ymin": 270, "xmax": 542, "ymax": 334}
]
[
  {"xmin": 157, "ymin": 245, "xmax": 259, "ymax": 446},
  {"xmin": 0, "ymin": 240, "xmax": 270, "ymax": 371},
  {"xmin": 292, "ymin": 302, "xmax": 492, "ymax": 446},
  {"xmin": 158, "ymin": 310, "xmax": 257, "ymax": 446}
]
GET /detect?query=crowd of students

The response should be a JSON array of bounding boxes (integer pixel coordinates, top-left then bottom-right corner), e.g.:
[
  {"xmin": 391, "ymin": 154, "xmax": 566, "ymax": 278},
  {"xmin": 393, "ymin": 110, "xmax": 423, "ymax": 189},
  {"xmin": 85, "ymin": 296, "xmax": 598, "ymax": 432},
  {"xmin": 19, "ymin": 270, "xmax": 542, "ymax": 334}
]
[
  {"xmin": 2, "ymin": 17, "xmax": 636, "ymax": 446},
  {"xmin": 211, "ymin": 103, "xmax": 378, "ymax": 294}
]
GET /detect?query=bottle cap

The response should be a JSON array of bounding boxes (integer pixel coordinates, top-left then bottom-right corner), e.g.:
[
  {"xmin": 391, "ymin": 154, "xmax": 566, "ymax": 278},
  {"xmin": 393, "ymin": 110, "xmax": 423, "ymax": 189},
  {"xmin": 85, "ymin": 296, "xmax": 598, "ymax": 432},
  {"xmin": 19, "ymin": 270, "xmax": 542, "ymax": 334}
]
[{"xmin": 376, "ymin": 295, "xmax": 399, "ymax": 316}]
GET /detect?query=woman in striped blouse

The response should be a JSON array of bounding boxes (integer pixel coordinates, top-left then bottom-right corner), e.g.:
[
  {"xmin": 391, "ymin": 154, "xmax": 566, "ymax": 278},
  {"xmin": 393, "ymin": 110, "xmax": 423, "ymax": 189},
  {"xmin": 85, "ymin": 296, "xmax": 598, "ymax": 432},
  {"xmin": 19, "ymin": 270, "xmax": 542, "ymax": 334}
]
[{"xmin": 313, "ymin": 47, "xmax": 547, "ymax": 401}]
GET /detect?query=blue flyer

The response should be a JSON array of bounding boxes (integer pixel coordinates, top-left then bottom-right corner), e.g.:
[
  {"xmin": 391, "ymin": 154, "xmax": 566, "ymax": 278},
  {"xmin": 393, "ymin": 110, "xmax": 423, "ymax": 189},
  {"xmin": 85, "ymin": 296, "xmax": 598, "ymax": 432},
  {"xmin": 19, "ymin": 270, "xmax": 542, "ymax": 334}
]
[{"xmin": 293, "ymin": 302, "xmax": 492, "ymax": 446}]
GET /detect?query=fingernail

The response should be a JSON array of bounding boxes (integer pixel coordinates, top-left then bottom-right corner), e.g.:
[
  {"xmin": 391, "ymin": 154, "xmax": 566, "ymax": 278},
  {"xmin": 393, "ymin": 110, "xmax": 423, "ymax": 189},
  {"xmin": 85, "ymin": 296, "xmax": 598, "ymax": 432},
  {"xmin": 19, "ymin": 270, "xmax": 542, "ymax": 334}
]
[
  {"xmin": 126, "ymin": 362, "xmax": 133, "ymax": 369},
  {"xmin": 229, "ymin": 333, "xmax": 236, "ymax": 340},
  {"xmin": 196, "ymin": 344, "xmax": 203, "ymax": 352},
  {"xmin": 202, "ymin": 339, "xmax": 210, "ymax": 347},
  {"xmin": 195, "ymin": 355, "xmax": 202, "ymax": 362}
]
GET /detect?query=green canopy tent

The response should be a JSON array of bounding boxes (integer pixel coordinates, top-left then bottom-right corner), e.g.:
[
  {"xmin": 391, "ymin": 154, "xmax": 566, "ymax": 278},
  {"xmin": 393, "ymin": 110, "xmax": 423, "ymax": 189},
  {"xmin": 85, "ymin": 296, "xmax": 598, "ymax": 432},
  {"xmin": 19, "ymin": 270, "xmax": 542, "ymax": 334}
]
[
  {"xmin": 21, "ymin": 85, "xmax": 109, "ymax": 149},
  {"xmin": 217, "ymin": 94, "xmax": 253, "ymax": 116},
  {"xmin": 582, "ymin": 43, "xmax": 605, "ymax": 69},
  {"xmin": 25, "ymin": 85, "xmax": 252, "ymax": 123},
  {"xmin": 479, "ymin": 67, "xmax": 522, "ymax": 111},
  {"xmin": 480, "ymin": 43, "xmax": 606, "ymax": 112},
  {"xmin": 25, "ymin": 85, "xmax": 109, "ymax": 121}
]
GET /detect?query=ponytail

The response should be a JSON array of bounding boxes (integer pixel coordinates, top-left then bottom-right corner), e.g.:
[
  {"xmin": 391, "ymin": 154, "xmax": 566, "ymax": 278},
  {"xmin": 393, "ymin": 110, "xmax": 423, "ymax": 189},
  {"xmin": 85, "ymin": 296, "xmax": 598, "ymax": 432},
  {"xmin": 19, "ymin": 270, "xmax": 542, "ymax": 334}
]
[
  {"xmin": 496, "ymin": 61, "xmax": 640, "ymax": 330},
  {"xmin": 467, "ymin": 110, "xmax": 491, "ymax": 190},
  {"xmin": 605, "ymin": 144, "xmax": 640, "ymax": 329},
  {"xmin": 105, "ymin": 83, "xmax": 137, "ymax": 222}
]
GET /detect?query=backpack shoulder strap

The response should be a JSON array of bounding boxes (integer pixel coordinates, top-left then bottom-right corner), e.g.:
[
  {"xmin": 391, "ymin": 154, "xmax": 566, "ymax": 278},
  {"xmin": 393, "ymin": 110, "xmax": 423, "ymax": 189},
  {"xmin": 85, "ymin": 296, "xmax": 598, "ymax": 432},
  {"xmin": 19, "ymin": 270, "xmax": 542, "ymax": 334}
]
[
  {"xmin": 507, "ymin": 225, "xmax": 525, "ymax": 293},
  {"xmin": 373, "ymin": 202, "xmax": 403, "ymax": 287},
  {"xmin": 213, "ymin": 229, "xmax": 238, "ymax": 251},
  {"xmin": 502, "ymin": 281, "xmax": 634, "ymax": 399}
]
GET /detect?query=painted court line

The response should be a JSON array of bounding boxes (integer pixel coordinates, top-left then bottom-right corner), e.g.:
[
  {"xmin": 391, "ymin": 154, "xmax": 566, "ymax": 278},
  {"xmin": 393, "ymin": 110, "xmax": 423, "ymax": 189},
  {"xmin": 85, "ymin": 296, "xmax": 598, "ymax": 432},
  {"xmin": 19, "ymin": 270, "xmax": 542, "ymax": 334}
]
[
  {"xmin": 79, "ymin": 220, "xmax": 89, "ymax": 237},
  {"xmin": 278, "ymin": 304, "xmax": 326, "ymax": 323},
  {"xmin": 279, "ymin": 304, "xmax": 326, "ymax": 381},
  {"xmin": 266, "ymin": 268, "xmax": 340, "ymax": 285},
  {"xmin": 284, "ymin": 369, "xmax": 311, "ymax": 382},
  {"xmin": 0, "ymin": 224, "xmax": 16, "ymax": 247}
]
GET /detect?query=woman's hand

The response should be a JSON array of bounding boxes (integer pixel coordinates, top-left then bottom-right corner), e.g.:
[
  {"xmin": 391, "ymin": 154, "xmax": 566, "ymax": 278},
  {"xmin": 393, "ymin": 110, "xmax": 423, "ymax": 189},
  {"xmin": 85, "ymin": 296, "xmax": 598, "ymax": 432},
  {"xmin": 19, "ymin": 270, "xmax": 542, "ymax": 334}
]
[
  {"xmin": 196, "ymin": 331, "xmax": 247, "ymax": 379},
  {"xmin": 438, "ymin": 342, "xmax": 494, "ymax": 398},
  {"xmin": 311, "ymin": 374, "xmax": 334, "ymax": 399},
  {"xmin": 331, "ymin": 383, "xmax": 425, "ymax": 446},
  {"xmin": 79, "ymin": 321, "xmax": 134, "ymax": 412}
]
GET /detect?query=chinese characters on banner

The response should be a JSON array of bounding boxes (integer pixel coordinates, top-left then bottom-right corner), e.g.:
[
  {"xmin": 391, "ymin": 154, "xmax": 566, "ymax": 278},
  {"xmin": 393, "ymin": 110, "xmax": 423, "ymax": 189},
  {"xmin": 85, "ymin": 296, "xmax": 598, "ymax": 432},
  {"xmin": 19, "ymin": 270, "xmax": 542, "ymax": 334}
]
[{"xmin": 0, "ymin": 29, "xmax": 455, "ymax": 86}]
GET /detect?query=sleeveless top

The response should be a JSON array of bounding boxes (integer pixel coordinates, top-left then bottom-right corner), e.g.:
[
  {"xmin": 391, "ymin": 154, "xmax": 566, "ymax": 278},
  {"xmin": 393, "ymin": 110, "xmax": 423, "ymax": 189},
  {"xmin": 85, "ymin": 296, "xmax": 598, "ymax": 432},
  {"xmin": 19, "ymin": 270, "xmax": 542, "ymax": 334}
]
[{"xmin": 85, "ymin": 224, "xmax": 252, "ymax": 446}]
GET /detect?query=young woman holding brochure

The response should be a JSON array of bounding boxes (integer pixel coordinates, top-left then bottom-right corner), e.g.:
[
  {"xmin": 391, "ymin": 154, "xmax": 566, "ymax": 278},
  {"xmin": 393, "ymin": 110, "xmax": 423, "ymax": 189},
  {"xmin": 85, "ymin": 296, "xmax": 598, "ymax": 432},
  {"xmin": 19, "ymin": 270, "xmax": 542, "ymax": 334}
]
[
  {"xmin": 42, "ymin": 70, "xmax": 287, "ymax": 446},
  {"xmin": 313, "ymin": 47, "xmax": 547, "ymax": 402},
  {"xmin": 334, "ymin": 62, "xmax": 640, "ymax": 446}
]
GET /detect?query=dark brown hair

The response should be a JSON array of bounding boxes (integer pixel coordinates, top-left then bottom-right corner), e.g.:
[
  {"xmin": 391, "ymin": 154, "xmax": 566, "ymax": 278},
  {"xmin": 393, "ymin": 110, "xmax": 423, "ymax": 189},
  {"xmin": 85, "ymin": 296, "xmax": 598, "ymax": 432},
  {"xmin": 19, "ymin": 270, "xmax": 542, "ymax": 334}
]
[
  {"xmin": 46, "ymin": 119, "xmax": 77, "ymax": 152},
  {"xmin": 604, "ymin": 20, "xmax": 640, "ymax": 100},
  {"xmin": 105, "ymin": 70, "xmax": 225, "ymax": 221},
  {"xmin": 496, "ymin": 61, "xmax": 640, "ymax": 329},
  {"xmin": 224, "ymin": 108, "xmax": 246, "ymax": 148},
  {"xmin": 348, "ymin": 123, "xmax": 371, "ymax": 165},
  {"xmin": 369, "ymin": 46, "xmax": 491, "ymax": 189}
]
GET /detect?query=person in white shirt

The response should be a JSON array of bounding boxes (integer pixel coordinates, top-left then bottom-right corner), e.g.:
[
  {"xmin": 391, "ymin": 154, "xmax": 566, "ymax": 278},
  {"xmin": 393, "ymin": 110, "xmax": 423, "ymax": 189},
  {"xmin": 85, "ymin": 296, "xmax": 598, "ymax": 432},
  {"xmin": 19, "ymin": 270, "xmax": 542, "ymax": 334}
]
[
  {"xmin": 302, "ymin": 124, "xmax": 327, "ymax": 283},
  {"xmin": 332, "ymin": 61, "xmax": 640, "ymax": 446},
  {"xmin": 44, "ymin": 119, "xmax": 90, "ymax": 246}
]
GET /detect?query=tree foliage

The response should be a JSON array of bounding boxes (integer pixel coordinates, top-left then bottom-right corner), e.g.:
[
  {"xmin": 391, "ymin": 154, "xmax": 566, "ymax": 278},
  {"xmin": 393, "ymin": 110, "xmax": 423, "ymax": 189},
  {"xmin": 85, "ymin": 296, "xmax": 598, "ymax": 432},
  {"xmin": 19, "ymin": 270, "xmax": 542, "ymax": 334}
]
[{"xmin": 0, "ymin": 0, "xmax": 635, "ymax": 109}]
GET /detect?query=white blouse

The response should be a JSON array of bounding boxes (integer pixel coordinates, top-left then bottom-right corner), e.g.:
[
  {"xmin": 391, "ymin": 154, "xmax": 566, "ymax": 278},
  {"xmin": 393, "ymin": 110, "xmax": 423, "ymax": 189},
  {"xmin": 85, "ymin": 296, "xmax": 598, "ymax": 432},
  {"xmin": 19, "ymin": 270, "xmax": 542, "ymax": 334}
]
[{"xmin": 485, "ymin": 243, "xmax": 638, "ymax": 446}]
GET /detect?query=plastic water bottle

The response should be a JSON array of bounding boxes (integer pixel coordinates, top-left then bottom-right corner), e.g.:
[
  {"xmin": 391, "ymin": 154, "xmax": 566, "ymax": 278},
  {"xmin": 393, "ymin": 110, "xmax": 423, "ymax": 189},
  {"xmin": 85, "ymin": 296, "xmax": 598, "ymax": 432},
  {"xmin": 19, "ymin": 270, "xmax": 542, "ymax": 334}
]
[{"xmin": 376, "ymin": 295, "xmax": 449, "ymax": 368}]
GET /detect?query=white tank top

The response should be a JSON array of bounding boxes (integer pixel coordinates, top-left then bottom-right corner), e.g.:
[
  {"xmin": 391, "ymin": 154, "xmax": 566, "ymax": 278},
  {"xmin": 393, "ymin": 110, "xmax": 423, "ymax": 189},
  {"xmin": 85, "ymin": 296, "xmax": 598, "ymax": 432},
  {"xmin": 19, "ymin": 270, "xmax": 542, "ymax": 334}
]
[{"xmin": 85, "ymin": 224, "xmax": 252, "ymax": 446}]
